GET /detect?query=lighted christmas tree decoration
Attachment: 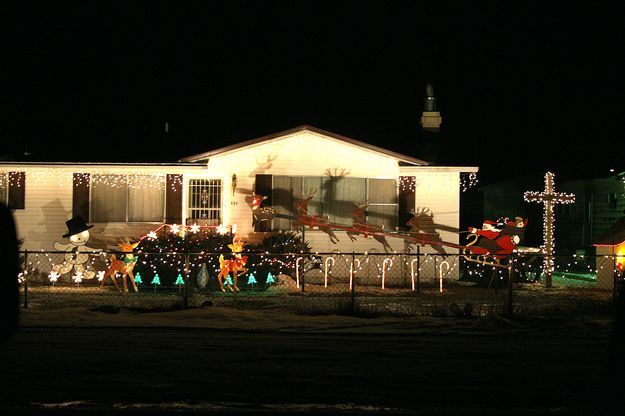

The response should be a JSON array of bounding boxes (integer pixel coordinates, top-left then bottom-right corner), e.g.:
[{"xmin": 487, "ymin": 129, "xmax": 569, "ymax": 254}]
[
  {"xmin": 151, "ymin": 273, "xmax": 161, "ymax": 291},
  {"xmin": 175, "ymin": 274, "xmax": 185, "ymax": 285},
  {"xmin": 266, "ymin": 272, "xmax": 275, "ymax": 285},
  {"xmin": 134, "ymin": 272, "xmax": 143, "ymax": 284},
  {"xmin": 524, "ymin": 172, "xmax": 575, "ymax": 287},
  {"xmin": 225, "ymin": 275, "xmax": 234, "ymax": 287},
  {"xmin": 247, "ymin": 273, "xmax": 257, "ymax": 291}
]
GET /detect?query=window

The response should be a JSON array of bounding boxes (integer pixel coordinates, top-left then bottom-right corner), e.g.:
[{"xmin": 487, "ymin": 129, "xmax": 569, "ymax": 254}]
[
  {"xmin": 90, "ymin": 175, "xmax": 165, "ymax": 222},
  {"xmin": 187, "ymin": 179, "xmax": 221, "ymax": 225},
  {"xmin": 272, "ymin": 176, "xmax": 397, "ymax": 230}
]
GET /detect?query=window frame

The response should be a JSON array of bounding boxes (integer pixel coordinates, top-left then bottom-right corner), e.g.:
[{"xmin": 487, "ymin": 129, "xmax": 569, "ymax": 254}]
[
  {"xmin": 89, "ymin": 174, "xmax": 167, "ymax": 224},
  {"xmin": 185, "ymin": 177, "xmax": 223, "ymax": 225},
  {"xmin": 271, "ymin": 175, "xmax": 399, "ymax": 231}
]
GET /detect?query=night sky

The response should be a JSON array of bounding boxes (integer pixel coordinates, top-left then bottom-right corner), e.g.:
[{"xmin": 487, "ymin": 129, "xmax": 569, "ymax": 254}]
[{"xmin": 7, "ymin": 2, "xmax": 624, "ymax": 185}]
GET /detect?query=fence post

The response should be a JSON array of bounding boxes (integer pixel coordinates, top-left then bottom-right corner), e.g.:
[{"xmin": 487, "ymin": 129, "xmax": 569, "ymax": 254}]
[
  {"xmin": 507, "ymin": 254, "xmax": 514, "ymax": 318},
  {"xmin": 416, "ymin": 246, "xmax": 420, "ymax": 294},
  {"xmin": 183, "ymin": 253, "xmax": 190, "ymax": 309},
  {"xmin": 351, "ymin": 252, "xmax": 356, "ymax": 311},
  {"xmin": 23, "ymin": 251, "xmax": 28, "ymax": 309}
]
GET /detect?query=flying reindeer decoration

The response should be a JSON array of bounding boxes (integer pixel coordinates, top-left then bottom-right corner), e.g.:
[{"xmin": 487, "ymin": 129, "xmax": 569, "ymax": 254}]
[
  {"xmin": 346, "ymin": 205, "xmax": 393, "ymax": 252},
  {"xmin": 405, "ymin": 207, "xmax": 459, "ymax": 255},
  {"xmin": 294, "ymin": 190, "xmax": 340, "ymax": 244}
]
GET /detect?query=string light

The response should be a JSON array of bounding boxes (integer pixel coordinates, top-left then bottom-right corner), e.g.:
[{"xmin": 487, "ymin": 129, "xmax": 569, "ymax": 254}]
[
  {"xmin": 0, "ymin": 169, "xmax": 184, "ymax": 190},
  {"xmin": 460, "ymin": 172, "xmax": 478, "ymax": 192},
  {"xmin": 398, "ymin": 176, "xmax": 416, "ymax": 192}
]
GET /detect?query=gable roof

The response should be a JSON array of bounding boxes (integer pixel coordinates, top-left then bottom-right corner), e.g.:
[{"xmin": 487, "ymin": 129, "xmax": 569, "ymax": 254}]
[{"xmin": 179, "ymin": 125, "xmax": 431, "ymax": 166}]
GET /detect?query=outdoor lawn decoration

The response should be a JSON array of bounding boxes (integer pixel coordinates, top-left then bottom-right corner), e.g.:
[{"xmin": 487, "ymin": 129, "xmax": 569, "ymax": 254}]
[
  {"xmin": 463, "ymin": 216, "xmax": 528, "ymax": 267},
  {"xmin": 250, "ymin": 191, "xmax": 276, "ymax": 228},
  {"xmin": 101, "ymin": 241, "xmax": 140, "ymax": 292},
  {"xmin": 266, "ymin": 272, "xmax": 275, "ymax": 285},
  {"xmin": 217, "ymin": 235, "xmax": 248, "ymax": 292},
  {"xmin": 345, "ymin": 205, "xmax": 393, "ymax": 252},
  {"xmin": 52, "ymin": 216, "xmax": 100, "ymax": 280},
  {"xmin": 524, "ymin": 172, "xmax": 575, "ymax": 287},
  {"xmin": 405, "ymin": 208, "xmax": 459, "ymax": 255},
  {"xmin": 294, "ymin": 190, "xmax": 340, "ymax": 244},
  {"xmin": 151, "ymin": 273, "xmax": 161, "ymax": 291},
  {"xmin": 197, "ymin": 263, "xmax": 209, "ymax": 289},
  {"xmin": 247, "ymin": 273, "xmax": 257, "ymax": 291},
  {"xmin": 133, "ymin": 272, "xmax": 143, "ymax": 284}
]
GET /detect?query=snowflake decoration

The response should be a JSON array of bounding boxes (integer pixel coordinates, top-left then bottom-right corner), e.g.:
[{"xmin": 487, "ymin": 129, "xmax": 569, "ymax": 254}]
[
  {"xmin": 216, "ymin": 224, "xmax": 228, "ymax": 235},
  {"xmin": 72, "ymin": 273, "xmax": 84, "ymax": 284},
  {"xmin": 169, "ymin": 224, "xmax": 180, "ymax": 235},
  {"xmin": 48, "ymin": 271, "xmax": 60, "ymax": 283},
  {"xmin": 97, "ymin": 270, "xmax": 105, "ymax": 282},
  {"xmin": 147, "ymin": 231, "xmax": 158, "ymax": 240},
  {"xmin": 18, "ymin": 271, "xmax": 26, "ymax": 284},
  {"xmin": 231, "ymin": 224, "xmax": 238, "ymax": 234},
  {"xmin": 190, "ymin": 223, "xmax": 201, "ymax": 234}
]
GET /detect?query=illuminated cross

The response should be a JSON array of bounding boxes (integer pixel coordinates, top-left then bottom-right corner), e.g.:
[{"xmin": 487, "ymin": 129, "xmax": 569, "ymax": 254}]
[{"xmin": 524, "ymin": 172, "xmax": 575, "ymax": 287}]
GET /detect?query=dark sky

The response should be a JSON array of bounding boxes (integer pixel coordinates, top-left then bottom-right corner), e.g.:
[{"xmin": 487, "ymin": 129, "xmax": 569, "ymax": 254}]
[{"xmin": 7, "ymin": 1, "xmax": 624, "ymax": 185}]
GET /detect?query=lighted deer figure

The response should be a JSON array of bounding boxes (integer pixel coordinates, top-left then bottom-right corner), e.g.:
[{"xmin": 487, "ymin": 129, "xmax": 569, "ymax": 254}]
[
  {"xmin": 217, "ymin": 236, "xmax": 248, "ymax": 292},
  {"xmin": 294, "ymin": 190, "xmax": 340, "ymax": 244},
  {"xmin": 346, "ymin": 205, "xmax": 393, "ymax": 252},
  {"xmin": 101, "ymin": 241, "xmax": 140, "ymax": 292},
  {"xmin": 251, "ymin": 191, "xmax": 276, "ymax": 228}
]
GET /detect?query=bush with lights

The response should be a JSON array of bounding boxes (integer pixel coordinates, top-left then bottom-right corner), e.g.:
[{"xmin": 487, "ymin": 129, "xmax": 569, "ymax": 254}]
[
  {"xmin": 133, "ymin": 230, "xmax": 310, "ymax": 290},
  {"xmin": 244, "ymin": 231, "xmax": 311, "ymax": 286}
]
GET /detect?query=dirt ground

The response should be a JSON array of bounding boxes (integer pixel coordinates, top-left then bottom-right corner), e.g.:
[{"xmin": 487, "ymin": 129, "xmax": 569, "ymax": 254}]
[{"xmin": 0, "ymin": 306, "xmax": 622, "ymax": 415}]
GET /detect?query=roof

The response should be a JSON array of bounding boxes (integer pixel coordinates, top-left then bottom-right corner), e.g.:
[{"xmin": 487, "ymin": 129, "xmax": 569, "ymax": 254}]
[
  {"xmin": 179, "ymin": 125, "xmax": 431, "ymax": 166},
  {"xmin": 0, "ymin": 161, "xmax": 204, "ymax": 168},
  {"xmin": 593, "ymin": 217, "xmax": 625, "ymax": 246}
]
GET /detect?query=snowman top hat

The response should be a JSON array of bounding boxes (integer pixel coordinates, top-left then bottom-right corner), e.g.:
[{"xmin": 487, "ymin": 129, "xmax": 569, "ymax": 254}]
[{"xmin": 62, "ymin": 216, "xmax": 94, "ymax": 238}]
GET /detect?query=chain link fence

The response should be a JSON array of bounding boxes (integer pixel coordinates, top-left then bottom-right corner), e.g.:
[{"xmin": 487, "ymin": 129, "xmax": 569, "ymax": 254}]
[{"xmin": 17, "ymin": 250, "xmax": 616, "ymax": 317}]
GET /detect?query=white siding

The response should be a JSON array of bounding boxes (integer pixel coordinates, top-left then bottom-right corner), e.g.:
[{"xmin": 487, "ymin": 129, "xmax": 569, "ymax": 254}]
[{"xmin": 5, "ymin": 166, "xmax": 204, "ymax": 250}]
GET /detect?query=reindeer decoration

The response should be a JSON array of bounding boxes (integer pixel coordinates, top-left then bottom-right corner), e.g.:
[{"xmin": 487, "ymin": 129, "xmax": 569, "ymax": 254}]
[
  {"xmin": 294, "ymin": 190, "xmax": 340, "ymax": 244},
  {"xmin": 101, "ymin": 241, "xmax": 140, "ymax": 292},
  {"xmin": 250, "ymin": 191, "xmax": 276, "ymax": 228},
  {"xmin": 217, "ymin": 236, "xmax": 248, "ymax": 292},
  {"xmin": 405, "ymin": 208, "xmax": 459, "ymax": 255},
  {"xmin": 346, "ymin": 205, "xmax": 393, "ymax": 252}
]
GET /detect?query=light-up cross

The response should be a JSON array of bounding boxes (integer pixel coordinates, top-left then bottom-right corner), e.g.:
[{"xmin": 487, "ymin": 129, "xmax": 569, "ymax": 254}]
[{"xmin": 524, "ymin": 172, "xmax": 575, "ymax": 287}]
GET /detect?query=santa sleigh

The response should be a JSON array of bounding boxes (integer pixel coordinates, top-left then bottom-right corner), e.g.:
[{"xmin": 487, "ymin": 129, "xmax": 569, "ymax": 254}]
[{"xmin": 462, "ymin": 217, "xmax": 528, "ymax": 268}]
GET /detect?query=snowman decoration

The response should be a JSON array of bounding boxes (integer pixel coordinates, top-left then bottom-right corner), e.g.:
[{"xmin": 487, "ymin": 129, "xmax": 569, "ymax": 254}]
[{"xmin": 52, "ymin": 216, "xmax": 101, "ymax": 279}]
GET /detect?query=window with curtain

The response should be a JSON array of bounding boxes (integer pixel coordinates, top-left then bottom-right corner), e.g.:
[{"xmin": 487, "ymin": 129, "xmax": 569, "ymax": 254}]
[
  {"xmin": 272, "ymin": 176, "xmax": 396, "ymax": 230},
  {"xmin": 90, "ymin": 174, "xmax": 165, "ymax": 223}
]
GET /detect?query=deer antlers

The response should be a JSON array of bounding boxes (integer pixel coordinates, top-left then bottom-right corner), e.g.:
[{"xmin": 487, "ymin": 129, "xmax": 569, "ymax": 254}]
[
  {"xmin": 255, "ymin": 153, "xmax": 278, "ymax": 170},
  {"xmin": 324, "ymin": 168, "xmax": 351, "ymax": 179}
]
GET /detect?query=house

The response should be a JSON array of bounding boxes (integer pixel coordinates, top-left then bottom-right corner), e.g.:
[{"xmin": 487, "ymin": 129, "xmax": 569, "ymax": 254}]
[
  {"xmin": 480, "ymin": 172, "xmax": 625, "ymax": 255},
  {"xmin": 1, "ymin": 125, "xmax": 478, "ymax": 257},
  {"xmin": 593, "ymin": 217, "xmax": 625, "ymax": 289}
]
